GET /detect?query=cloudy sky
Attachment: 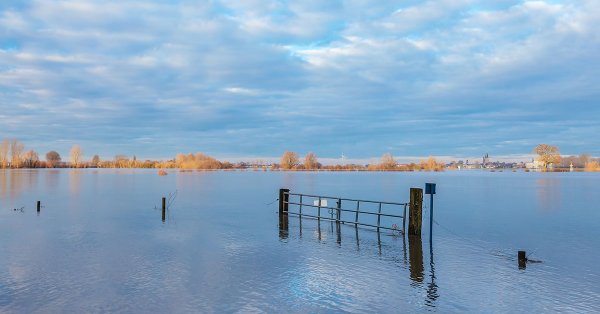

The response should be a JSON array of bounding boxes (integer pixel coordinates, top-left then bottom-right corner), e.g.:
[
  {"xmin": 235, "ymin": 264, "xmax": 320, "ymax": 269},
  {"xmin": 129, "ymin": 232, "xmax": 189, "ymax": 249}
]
[{"xmin": 1, "ymin": 0, "xmax": 599, "ymax": 161}]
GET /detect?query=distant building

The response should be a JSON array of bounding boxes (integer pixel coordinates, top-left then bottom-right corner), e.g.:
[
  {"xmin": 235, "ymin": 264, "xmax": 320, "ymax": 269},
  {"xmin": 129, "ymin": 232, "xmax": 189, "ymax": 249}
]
[{"xmin": 525, "ymin": 159, "xmax": 543, "ymax": 169}]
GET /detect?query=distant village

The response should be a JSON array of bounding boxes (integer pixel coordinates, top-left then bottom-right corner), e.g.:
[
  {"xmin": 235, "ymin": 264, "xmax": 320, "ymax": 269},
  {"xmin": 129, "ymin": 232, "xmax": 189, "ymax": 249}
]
[{"xmin": 1, "ymin": 138, "xmax": 599, "ymax": 172}]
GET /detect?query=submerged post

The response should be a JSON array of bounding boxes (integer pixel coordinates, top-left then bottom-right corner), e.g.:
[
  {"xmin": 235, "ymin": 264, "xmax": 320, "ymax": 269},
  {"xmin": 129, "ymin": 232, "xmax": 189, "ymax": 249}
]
[
  {"xmin": 37, "ymin": 201, "xmax": 41, "ymax": 212},
  {"xmin": 162, "ymin": 197, "xmax": 166, "ymax": 221},
  {"xmin": 278, "ymin": 189, "xmax": 289, "ymax": 239},
  {"xmin": 518, "ymin": 251, "xmax": 527, "ymax": 269},
  {"xmin": 408, "ymin": 188, "xmax": 423, "ymax": 236},
  {"xmin": 279, "ymin": 189, "xmax": 289, "ymax": 215}
]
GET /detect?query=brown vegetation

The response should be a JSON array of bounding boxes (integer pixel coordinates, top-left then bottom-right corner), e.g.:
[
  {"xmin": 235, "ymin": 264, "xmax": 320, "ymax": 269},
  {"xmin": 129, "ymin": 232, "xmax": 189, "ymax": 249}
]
[
  {"xmin": 303, "ymin": 152, "xmax": 319, "ymax": 170},
  {"xmin": 420, "ymin": 156, "xmax": 445, "ymax": 171},
  {"xmin": 175, "ymin": 153, "xmax": 222, "ymax": 169},
  {"xmin": 280, "ymin": 151, "xmax": 299, "ymax": 170},
  {"xmin": 534, "ymin": 144, "xmax": 561, "ymax": 170},
  {"xmin": 585, "ymin": 161, "xmax": 600, "ymax": 172},
  {"xmin": 1, "ymin": 137, "xmax": 598, "ymax": 172},
  {"xmin": 70, "ymin": 144, "xmax": 83, "ymax": 168},
  {"xmin": 46, "ymin": 151, "xmax": 61, "ymax": 168}
]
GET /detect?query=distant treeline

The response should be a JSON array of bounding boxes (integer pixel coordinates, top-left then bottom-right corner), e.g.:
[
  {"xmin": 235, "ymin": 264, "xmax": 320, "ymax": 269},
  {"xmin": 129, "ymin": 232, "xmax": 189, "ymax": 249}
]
[{"xmin": 1, "ymin": 138, "xmax": 598, "ymax": 172}]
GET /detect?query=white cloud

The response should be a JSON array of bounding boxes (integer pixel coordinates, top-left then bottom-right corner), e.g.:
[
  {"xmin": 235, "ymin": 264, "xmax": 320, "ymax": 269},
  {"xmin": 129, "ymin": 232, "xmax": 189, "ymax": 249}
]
[{"xmin": 0, "ymin": 0, "xmax": 599, "ymax": 158}]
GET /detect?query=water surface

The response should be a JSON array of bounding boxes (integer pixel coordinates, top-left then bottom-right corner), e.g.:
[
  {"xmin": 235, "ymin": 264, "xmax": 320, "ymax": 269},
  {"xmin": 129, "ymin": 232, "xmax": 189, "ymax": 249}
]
[{"xmin": 0, "ymin": 169, "xmax": 599, "ymax": 313}]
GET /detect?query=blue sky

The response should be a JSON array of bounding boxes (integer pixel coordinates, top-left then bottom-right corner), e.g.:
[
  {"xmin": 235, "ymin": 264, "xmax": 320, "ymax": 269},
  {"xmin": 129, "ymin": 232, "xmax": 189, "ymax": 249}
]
[{"xmin": 0, "ymin": 0, "xmax": 599, "ymax": 162}]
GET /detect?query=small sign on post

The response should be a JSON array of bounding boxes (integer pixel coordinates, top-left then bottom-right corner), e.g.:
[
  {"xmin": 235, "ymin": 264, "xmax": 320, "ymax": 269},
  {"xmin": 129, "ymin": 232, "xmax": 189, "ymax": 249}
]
[
  {"xmin": 313, "ymin": 199, "xmax": 328, "ymax": 207},
  {"xmin": 425, "ymin": 183, "xmax": 436, "ymax": 195},
  {"xmin": 425, "ymin": 183, "xmax": 436, "ymax": 242}
]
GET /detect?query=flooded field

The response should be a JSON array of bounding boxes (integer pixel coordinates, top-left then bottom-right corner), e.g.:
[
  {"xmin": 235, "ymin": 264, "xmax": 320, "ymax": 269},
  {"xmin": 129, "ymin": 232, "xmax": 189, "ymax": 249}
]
[{"xmin": 1, "ymin": 169, "xmax": 599, "ymax": 313}]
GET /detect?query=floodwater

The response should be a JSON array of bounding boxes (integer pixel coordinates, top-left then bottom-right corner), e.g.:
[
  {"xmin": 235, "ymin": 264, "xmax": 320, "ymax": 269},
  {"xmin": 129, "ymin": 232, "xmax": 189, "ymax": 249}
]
[{"xmin": 0, "ymin": 169, "xmax": 599, "ymax": 313}]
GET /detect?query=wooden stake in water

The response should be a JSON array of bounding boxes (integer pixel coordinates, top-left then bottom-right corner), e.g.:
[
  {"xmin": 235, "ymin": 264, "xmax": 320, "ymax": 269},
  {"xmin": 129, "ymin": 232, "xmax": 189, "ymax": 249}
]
[
  {"xmin": 518, "ymin": 251, "xmax": 527, "ymax": 269},
  {"xmin": 37, "ymin": 201, "xmax": 41, "ymax": 212},
  {"xmin": 278, "ymin": 189, "xmax": 289, "ymax": 216},
  {"xmin": 408, "ymin": 188, "xmax": 423, "ymax": 236},
  {"xmin": 162, "ymin": 197, "xmax": 166, "ymax": 221}
]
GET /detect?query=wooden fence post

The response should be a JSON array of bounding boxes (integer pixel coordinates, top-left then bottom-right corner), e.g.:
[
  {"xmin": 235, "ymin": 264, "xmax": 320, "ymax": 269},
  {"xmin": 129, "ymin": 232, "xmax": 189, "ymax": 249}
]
[
  {"xmin": 162, "ymin": 197, "xmax": 166, "ymax": 222},
  {"xmin": 279, "ymin": 189, "xmax": 289, "ymax": 215},
  {"xmin": 278, "ymin": 189, "xmax": 289, "ymax": 239},
  {"xmin": 518, "ymin": 251, "xmax": 527, "ymax": 269},
  {"xmin": 408, "ymin": 188, "xmax": 423, "ymax": 236}
]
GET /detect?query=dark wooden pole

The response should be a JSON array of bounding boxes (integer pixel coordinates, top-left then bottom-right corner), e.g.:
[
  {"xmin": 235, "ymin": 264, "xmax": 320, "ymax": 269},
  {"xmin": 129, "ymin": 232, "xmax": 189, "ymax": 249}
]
[
  {"xmin": 162, "ymin": 197, "xmax": 166, "ymax": 221},
  {"xmin": 37, "ymin": 201, "xmax": 41, "ymax": 212},
  {"xmin": 408, "ymin": 188, "xmax": 423, "ymax": 236},
  {"xmin": 278, "ymin": 189, "xmax": 289, "ymax": 239},
  {"xmin": 518, "ymin": 250, "xmax": 527, "ymax": 269},
  {"xmin": 279, "ymin": 189, "xmax": 289, "ymax": 215}
]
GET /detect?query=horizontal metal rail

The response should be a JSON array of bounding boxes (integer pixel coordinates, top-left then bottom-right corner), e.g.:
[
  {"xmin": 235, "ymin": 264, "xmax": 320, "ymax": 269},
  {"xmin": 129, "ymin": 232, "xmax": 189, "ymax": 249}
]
[
  {"xmin": 282, "ymin": 191, "xmax": 407, "ymax": 234},
  {"xmin": 287, "ymin": 212, "xmax": 401, "ymax": 231},
  {"xmin": 286, "ymin": 192, "xmax": 408, "ymax": 207},
  {"xmin": 286, "ymin": 201, "xmax": 404, "ymax": 219}
]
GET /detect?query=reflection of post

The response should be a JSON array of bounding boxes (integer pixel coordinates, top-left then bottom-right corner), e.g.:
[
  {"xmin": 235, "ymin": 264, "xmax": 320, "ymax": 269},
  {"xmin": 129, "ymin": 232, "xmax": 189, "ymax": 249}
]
[
  {"xmin": 279, "ymin": 211, "xmax": 289, "ymax": 239},
  {"xmin": 408, "ymin": 235, "xmax": 424, "ymax": 283},
  {"xmin": 426, "ymin": 239, "xmax": 439, "ymax": 306},
  {"xmin": 403, "ymin": 232, "xmax": 408, "ymax": 267},
  {"xmin": 355, "ymin": 226, "xmax": 360, "ymax": 249},
  {"xmin": 317, "ymin": 219, "xmax": 322, "ymax": 241},
  {"xmin": 377, "ymin": 231, "xmax": 382, "ymax": 256},
  {"xmin": 336, "ymin": 219, "xmax": 341, "ymax": 245},
  {"xmin": 336, "ymin": 199, "xmax": 341, "ymax": 222}
]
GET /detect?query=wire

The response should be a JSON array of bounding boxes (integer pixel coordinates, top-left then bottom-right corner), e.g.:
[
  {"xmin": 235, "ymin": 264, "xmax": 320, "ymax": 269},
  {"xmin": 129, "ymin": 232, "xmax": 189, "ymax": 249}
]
[{"xmin": 265, "ymin": 198, "xmax": 279, "ymax": 205}]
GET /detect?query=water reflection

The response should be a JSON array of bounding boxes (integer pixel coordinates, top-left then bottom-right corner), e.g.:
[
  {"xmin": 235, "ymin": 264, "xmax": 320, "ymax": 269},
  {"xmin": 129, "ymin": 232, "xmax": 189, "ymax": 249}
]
[
  {"xmin": 44, "ymin": 170, "xmax": 60, "ymax": 193},
  {"xmin": 426, "ymin": 242, "xmax": 439, "ymax": 307},
  {"xmin": 280, "ymin": 214, "xmax": 440, "ymax": 308},
  {"xmin": 408, "ymin": 235, "xmax": 424, "ymax": 283},
  {"xmin": 278, "ymin": 213, "xmax": 288, "ymax": 240},
  {"xmin": 0, "ymin": 169, "xmax": 39, "ymax": 200},
  {"xmin": 536, "ymin": 177, "xmax": 561, "ymax": 212},
  {"xmin": 69, "ymin": 169, "xmax": 81, "ymax": 195}
]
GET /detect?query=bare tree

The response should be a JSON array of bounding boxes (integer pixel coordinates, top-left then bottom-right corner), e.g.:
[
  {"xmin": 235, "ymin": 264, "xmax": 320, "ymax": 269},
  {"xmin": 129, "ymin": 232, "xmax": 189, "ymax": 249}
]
[
  {"xmin": 91, "ymin": 155, "xmax": 100, "ymax": 167},
  {"xmin": 304, "ymin": 152, "xmax": 319, "ymax": 170},
  {"xmin": 0, "ymin": 139, "xmax": 9, "ymax": 168},
  {"xmin": 70, "ymin": 144, "xmax": 83, "ymax": 168},
  {"xmin": 534, "ymin": 144, "xmax": 561, "ymax": 170},
  {"xmin": 10, "ymin": 139, "xmax": 24, "ymax": 168},
  {"xmin": 280, "ymin": 151, "xmax": 299, "ymax": 170},
  {"xmin": 22, "ymin": 150, "xmax": 39, "ymax": 168},
  {"xmin": 379, "ymin": 153, "xmax": 397, "ymax": 170},
  {"xmin": 46, "ymin": 151, "xmax": 61, "ymax": 168}
]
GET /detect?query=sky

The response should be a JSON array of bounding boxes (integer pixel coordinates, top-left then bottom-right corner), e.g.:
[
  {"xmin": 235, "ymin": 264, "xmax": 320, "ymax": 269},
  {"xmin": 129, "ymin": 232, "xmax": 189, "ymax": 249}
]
[{"xmin": 0, "ymin": 0, "xmax": 599, "ymax": 162}]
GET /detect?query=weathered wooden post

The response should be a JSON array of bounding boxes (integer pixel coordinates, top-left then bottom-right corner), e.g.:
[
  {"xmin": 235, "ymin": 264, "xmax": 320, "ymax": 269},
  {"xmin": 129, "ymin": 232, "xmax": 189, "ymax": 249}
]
[
  {"xmin": 408, "ymin": 188, "xmax": 423, "ymax": 236},
  {"xmin": 279, "ymin": 189, "xmax": 289, "ymax": 215},
  {"xmin": 336, "ymin": 199, "xmax": 341, "ymax": 223},
  {"xmin": 37, "ymin": 201, "xmax": 41, "ymax": 212},
  {"xmin": 518, "ymin": 251, "xmax": 527, "ymax": 269},
  {"xmin": 162, "ymin": 197, "xmax": 166, "ymax": 221},
  {"xmin": 278, "ymin": 189, "xmax": 289, "ymax": 239}
]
